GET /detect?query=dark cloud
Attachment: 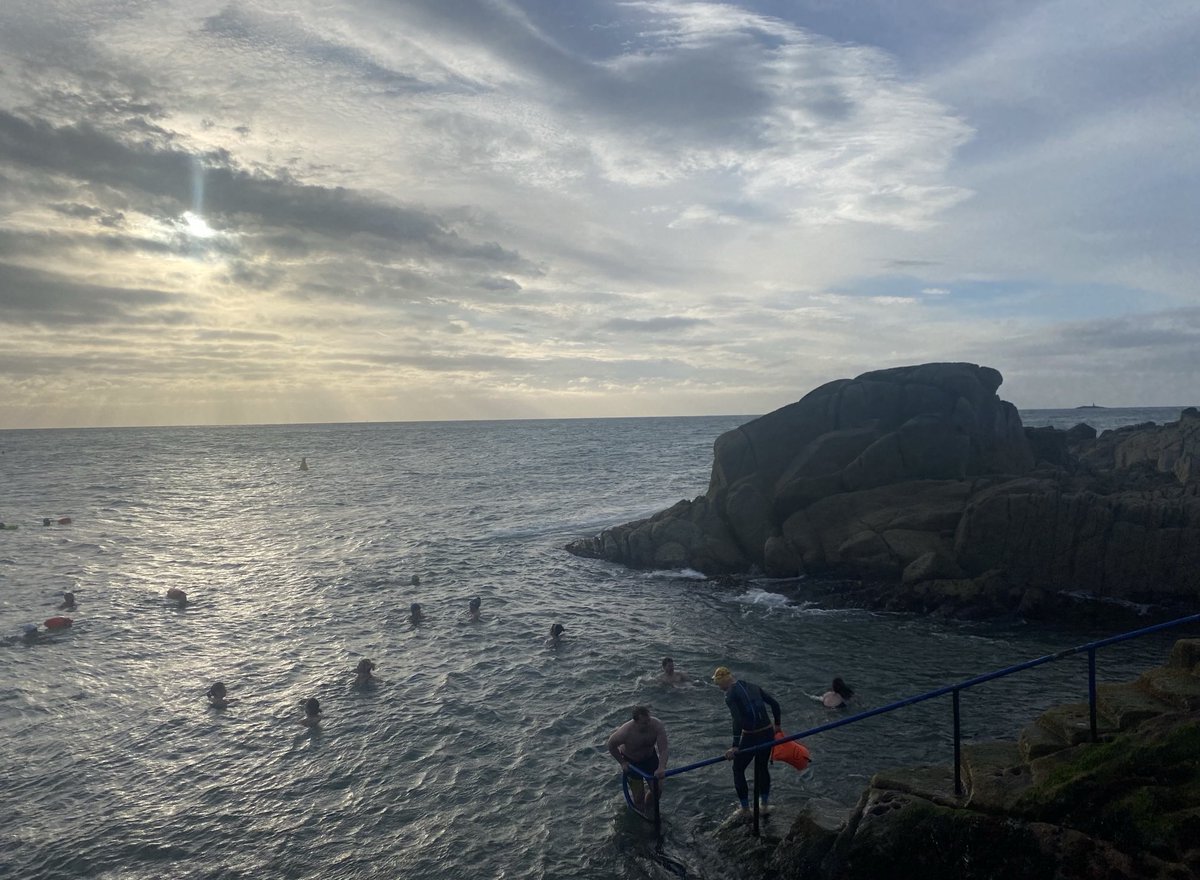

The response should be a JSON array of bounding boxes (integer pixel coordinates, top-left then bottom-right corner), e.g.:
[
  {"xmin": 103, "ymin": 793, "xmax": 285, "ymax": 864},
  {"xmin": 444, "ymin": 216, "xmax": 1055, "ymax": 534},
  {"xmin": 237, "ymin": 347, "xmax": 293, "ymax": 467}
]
[
  {"xmin": 0, "ymin": 108, "xmax": 536, "ymax": 272},
  {"xmin": 882, "ymin": 258, "xmax": 941, "ymax": 269},
  {"xmin": 0, "ymin": 262, "xmax": 186, "ymax": 326},
  {"xmin": 476, "ymin": 276, "xmax": 522, "ymax": 292},
  {"xmin": 601, "ymin": 316, "xmax": 710, "ymax": 333}
]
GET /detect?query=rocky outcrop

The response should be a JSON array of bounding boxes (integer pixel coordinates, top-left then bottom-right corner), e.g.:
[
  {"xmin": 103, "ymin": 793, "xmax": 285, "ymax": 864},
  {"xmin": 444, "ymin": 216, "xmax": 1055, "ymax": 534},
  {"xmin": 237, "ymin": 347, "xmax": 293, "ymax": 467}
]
[
  {"xmin": 565, "ymin": 364, "xmax": 1200, "ymax": 617},
  {"xmin": 717, "ymin": 639, "xmax": 1200, "ymax": 880}
]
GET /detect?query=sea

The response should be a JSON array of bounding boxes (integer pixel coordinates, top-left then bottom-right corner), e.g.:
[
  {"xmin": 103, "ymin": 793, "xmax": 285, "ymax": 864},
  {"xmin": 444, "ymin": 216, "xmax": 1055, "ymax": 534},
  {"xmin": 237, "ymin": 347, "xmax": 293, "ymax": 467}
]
[{"xmin": 1, "ymin": 406, "xmax": 1196, "ymax": 880}]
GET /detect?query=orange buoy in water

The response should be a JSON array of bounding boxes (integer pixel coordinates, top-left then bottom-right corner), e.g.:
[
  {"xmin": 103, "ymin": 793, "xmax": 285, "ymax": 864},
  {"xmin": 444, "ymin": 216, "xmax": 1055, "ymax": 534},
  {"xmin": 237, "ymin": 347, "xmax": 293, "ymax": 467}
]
[
  {"xmin": 772, "ymin": 731, "xmax": 811, "ymax": 771},
  {"xmin": 57, "ymin": 517, "xmax": 72, "ymax": 525},
  {"xmin": 44, "ymin": 616, "xmax": 73, "ymax": 630}
]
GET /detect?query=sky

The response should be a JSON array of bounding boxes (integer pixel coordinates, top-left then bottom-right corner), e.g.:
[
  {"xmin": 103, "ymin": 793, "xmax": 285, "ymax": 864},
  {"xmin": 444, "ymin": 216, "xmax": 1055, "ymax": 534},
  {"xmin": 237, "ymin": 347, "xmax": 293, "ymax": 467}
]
[{"xmin": 1, "ymin": 0, "xmax": 1197, "ymax": 429}]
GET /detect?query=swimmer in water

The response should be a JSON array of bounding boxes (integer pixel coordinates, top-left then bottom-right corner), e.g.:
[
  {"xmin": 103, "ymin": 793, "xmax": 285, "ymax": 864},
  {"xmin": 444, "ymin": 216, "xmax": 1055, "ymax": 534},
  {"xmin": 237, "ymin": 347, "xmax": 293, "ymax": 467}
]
[
  {"xmin": 658, "ymin": 656, "xmax": 687, "ymax": 685},
  {"xmin": 409, "ymin": 602, "xmax": 424, "ymax": 624},
  {"xmin": 354, "ymin": 659, "xmax": 376, "ymax": 686},
  {"xmin": 20, "ymin": 623, "xmax": 41, "ymax": 644},
  {"xmin": 206, "ymin": 682, "xmax": 230, "ymax": 708},
  {"xmin": 300, "ymin": 697, "xmax": 322, "ymax": 727},
  {"xmin": 411, "ymin": 574, "xmax": 421, "ymax": 587},
  {"xmin": 817, "ymin": 677, "xmax": 854, "ymax": 708},
  {"xmin": 59, "ymin": 591, "xmax": 76, "ymax": 611},
  {"xmin": 547, "ymin": 622, "xmax": 565, "ymax": 647},
  {"xmin": 299, "ymin": 456, "xmax": 308, "ymax": 471},
  {"xmin": 467, "ymin": 596, "xmax": 481, "ymax": 622},
  {"xmin": 166, "ymin": 588, "xmax": 188, "ymax": 607}
]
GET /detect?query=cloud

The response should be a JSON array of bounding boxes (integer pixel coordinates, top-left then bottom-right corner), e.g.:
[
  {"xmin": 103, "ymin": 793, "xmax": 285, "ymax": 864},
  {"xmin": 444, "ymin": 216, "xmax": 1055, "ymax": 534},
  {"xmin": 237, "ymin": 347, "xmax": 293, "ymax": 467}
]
[
  {"xmin": 601, "ymin": 316, "xmax": 710, "ymax": 333},
  {"xmin": 0, "ymin": 1, "xmax": 1196, "ymax": 426},
  {"xmin": 0, "ymin": 262, "xmax": 186, "ymax": 326}
]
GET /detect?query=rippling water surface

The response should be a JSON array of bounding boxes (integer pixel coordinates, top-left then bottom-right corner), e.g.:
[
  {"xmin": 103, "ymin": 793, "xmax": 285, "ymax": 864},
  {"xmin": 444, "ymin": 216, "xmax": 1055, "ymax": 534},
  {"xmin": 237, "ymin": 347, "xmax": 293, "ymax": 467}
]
[{"xmin": 1, "ymin": 410, "xmax": 1195, "ymax": 879}]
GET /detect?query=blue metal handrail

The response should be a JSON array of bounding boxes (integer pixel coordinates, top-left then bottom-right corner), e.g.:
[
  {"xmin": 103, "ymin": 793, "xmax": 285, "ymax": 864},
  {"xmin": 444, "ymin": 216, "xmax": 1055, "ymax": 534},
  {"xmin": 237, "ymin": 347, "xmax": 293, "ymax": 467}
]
[{"xmin": 623, "ymin": 612, "xmax": 1200, "ymax": 833}]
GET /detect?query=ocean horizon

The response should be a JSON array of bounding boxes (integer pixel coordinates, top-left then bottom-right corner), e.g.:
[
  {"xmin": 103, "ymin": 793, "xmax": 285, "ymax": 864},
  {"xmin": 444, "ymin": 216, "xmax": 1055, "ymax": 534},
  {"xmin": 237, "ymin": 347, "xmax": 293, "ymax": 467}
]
[{"xmin": 1, "ymin": 406, "xmax": 1195, "ymax": 879}]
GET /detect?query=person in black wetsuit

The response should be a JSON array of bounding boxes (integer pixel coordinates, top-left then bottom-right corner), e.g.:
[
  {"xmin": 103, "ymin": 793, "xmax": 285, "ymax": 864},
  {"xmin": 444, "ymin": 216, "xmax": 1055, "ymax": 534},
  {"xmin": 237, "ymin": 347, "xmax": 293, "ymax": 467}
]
[{"xmin": 712, "ymin": 665, "xmax": 782, "ymax": 817}]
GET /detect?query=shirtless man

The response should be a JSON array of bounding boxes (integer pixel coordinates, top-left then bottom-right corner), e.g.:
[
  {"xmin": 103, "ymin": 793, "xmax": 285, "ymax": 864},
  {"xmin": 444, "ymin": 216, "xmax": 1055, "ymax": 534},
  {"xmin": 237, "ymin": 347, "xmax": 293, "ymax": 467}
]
[
  {"xmin": 659, "ymin": 657, "xmax": 687, "ymax": 685},
  {"xmin": 606, "ymin": 705, "xmax": 669, "ymax": 810}
]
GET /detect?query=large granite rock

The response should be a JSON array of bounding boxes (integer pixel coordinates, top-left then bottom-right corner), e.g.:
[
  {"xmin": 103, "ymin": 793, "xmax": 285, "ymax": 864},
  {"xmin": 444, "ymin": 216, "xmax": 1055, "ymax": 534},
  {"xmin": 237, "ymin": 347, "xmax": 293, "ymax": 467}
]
[{"xmin": 565, "ymin": 363, "xmax": 1200, "ymax": 616}]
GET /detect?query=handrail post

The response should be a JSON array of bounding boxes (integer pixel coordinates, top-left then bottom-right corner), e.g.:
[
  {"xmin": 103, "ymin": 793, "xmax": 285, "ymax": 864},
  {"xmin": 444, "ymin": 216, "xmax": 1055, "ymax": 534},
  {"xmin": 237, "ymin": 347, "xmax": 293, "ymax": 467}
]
[
  {"xmin": 952, "ymin": 689, "xmax": 963, "ymax": 797},
  {"xmin": 751, "ymin": 759, "xmax": 760, "ymax": 837},
  {"xmin": 652, "ymin": 778, "xmax": 661, "ymax": 838},
  {"xmin": 1088, "ymin": 648, "xmax": 1098, "ymax": 742}
]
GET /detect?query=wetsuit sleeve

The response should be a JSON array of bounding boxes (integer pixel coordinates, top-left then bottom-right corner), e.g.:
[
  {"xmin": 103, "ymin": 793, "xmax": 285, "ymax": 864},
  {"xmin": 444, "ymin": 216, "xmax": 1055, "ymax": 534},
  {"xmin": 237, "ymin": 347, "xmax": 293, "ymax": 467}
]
[
  {"xmin": 727, "ymin": 695, "xmax": 743, "ymax": 747},
  {"xmin": 761, "ymin": 689, "xmax": 782, "ymax": 726}
]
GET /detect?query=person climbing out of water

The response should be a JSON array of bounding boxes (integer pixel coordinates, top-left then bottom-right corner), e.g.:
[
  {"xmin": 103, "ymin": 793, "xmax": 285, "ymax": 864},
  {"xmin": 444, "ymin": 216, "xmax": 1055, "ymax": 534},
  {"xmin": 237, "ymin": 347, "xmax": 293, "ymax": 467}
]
[
  {"xmin": 547, "ymin": 623, "xmax": 565, "ymax": 646},
  {"xmin": 207, "ymin": 682, "xmax": 230, "ymax": 708},
  {"xmin": 166, "ymin": 588, "xmax": 188, "ymax": 607},
  {"xmin": 607, "ymin": 705, "xmax": 669, "ymax": 812},
  {"xmin": 354, "ymin": 659, "xmax": 376, "ymax": 686},
  {"xmin": 467, "ymin": 596, "xmax": 481, "ymax": 622},
  {"xmin": 300, "ymin": 697, "xmax": 322, "ymax": 727},
  {"xmin": 713, "ymin": 666, "xmax": 782, "ymax": 818},
  {"xmin": 659, "ymin": 657, "xmax": 687, "ymax": 685},
  {"xmin": 59, "ymin": 591, "xmax": 76, "ymax": 611},
  {"xmin": 816, "ymin": 677, "xmax": 854, "ymax": 708},
  {"xmin": 409, "ymin": 602, "xmax": 424, "ymax": 624}
]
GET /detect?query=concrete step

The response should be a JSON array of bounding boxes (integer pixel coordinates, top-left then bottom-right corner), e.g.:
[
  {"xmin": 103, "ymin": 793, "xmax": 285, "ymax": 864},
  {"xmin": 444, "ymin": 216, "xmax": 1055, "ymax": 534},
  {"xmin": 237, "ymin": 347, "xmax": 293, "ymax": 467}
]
[
  {"xmin": 1097, "ymin": 681, "xmax": 1175, "ymax": 730},
  {"xmin": 1019, "ymin": 716, "xmax": 1069, "ymax": 762},
  {"xmin": 1028, "ymin": 743, "xmax": 1089, "ymax": 786},
  {"xmin": 1138, "ymin": 667, "xmax": 1200, "ymax": 711},
  {"xmin": 1167, "ymin": 638, "xmax": 1200, "ymax": 672},
  {"xmin": 960, "ymin": 740, "xmax": 1032, "ymax": 811},
  {"xmin": 1033, "ymin": 701, "xmax": 1117, "ymax": 747},
  {"xmin": 869, "ymin": 764, "xmax": 964, "ymax": 808}
]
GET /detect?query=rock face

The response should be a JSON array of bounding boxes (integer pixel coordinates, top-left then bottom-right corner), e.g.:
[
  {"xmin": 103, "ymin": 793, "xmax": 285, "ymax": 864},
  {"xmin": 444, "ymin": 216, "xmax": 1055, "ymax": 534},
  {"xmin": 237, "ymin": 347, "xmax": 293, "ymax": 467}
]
[
  {"xmin": 565, "ymin": 364, "xmax": 1200, "ymax": 616},
  {"xmin": 753, "ymin": 639, "xmax": 1200, "ymax": 880}
]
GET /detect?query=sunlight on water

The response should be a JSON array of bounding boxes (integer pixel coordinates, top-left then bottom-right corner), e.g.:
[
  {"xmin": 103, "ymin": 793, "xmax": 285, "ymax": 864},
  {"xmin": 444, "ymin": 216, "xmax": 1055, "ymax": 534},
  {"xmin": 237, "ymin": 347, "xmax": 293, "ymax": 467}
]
[{"xmin": 0, "ymin": 411, "xmax": 1194, "ymax": 879}]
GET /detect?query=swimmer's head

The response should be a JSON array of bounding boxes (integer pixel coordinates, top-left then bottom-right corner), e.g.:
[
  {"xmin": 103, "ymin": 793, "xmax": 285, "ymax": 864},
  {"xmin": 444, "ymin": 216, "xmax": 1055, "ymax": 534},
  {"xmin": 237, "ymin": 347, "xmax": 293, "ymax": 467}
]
[
  {"xmin": 631, "ymin": 705, "xmax": 650, "ymax": 724},
  {"xmin": 304, "ymin": 697, "xmax": 321, "ymax": 716},
  {"xmin": 410, "ymin": 602, "xmax": 421, "ymax": 615},
  {"xmin": 661, "ymin": 657, "xmax": 674, "ymax": 671},
  {"xmin": 411, "ymin": 575, "xmax": 420, "ymax": 586},
  {"xmin": 712, "ymin": 666, "xmax": 734, "ymax": 689},
  {"xmin": 207, "ymin": 682, "xmax": 227, "ymax": 699},
  {"xmin": 356, "ymin": 659, "xmax": 375, "ymax": 673},
  {"xmin": 550, "ymin": 623, "xmax": 565, "ymax": 638},
  {"xmin": 469, "ymin": 597, "xmax": 481, "ymax": 611}
]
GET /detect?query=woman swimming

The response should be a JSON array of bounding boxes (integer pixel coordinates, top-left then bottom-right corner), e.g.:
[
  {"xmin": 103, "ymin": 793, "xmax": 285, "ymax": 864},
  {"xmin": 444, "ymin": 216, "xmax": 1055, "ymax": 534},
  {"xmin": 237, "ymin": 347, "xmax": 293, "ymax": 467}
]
[
  {"xmin": 206, "ymin": 682, "xmax": 230, "ymax": 708},
  {"xmin": 819, "ymin": 677, "xmax": 854, "ymax": 708}
]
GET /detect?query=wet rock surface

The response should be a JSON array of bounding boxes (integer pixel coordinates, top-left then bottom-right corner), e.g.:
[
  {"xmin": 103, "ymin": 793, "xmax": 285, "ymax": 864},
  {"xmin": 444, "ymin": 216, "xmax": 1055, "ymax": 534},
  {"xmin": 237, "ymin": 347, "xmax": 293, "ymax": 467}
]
[
  {"xmin": 716, "ymin": 640, "xmax": 1200, "ymax": 880},
  {"xmin": 566, "ymin": 364, "xmax": 1200, "ymax": 618}
]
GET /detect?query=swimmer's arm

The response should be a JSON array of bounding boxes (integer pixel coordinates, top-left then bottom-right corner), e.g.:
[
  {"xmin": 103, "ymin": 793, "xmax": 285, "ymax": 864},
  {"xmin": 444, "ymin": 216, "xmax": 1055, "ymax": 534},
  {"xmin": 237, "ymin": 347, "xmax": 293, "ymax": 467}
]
[{"xmin": 606, "ymin": 727, "xmax": 628, "ymax": 764}]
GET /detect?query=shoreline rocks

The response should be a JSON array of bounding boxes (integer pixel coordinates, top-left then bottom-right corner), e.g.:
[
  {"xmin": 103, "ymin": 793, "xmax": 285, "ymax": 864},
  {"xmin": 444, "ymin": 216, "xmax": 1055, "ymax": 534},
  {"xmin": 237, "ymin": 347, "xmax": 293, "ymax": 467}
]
[
  {"xmin": 730, "ymin": 639, "xmax": 1200, "ymax": 880},
  {"xmin": 566, "ymin": 364, "xmax": 1200, "ymax": 619}
]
